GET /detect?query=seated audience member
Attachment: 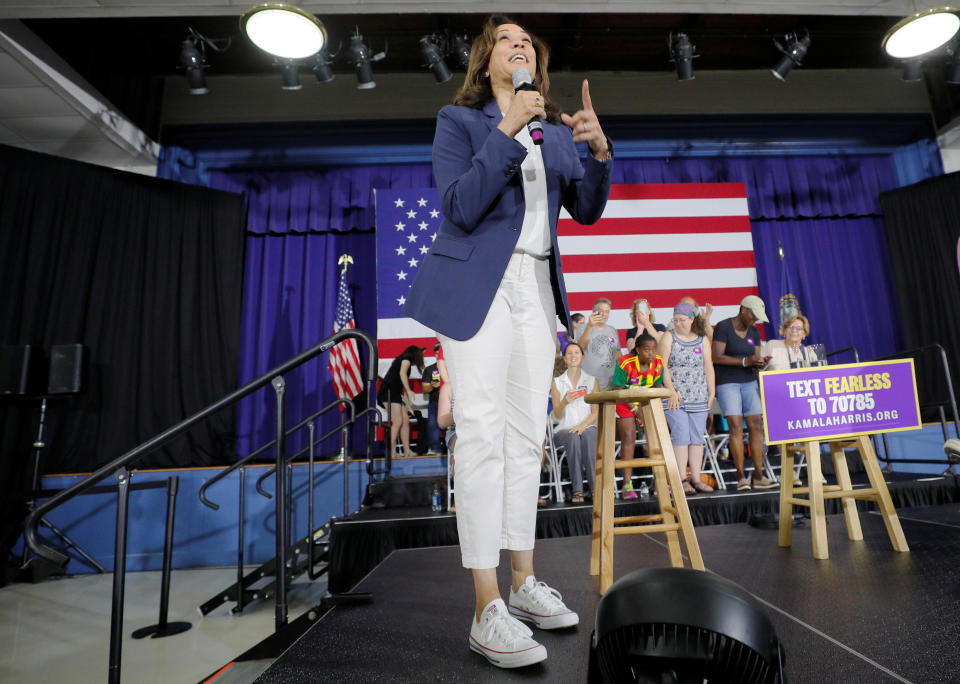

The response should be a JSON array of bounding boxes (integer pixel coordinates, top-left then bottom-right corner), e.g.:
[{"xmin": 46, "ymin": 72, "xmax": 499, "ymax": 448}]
[
  {"xmin": 658, "ymin": 301, "xmax": 716, "ymax": 495},
  {"xmin": 550, "ymin": 343, "xmax": 600, "ymax": 504},
  {"xmin": 557, "ymin": 312, "xmax": 585, "ymax": 355},
  {"xmin": 612, "ymin": 333, "xmax": 675, "ymax": 499},
  {"xmin": 576, "ymin": 298, "xmax": 620, "ymax": 390},
  {"xmin": 625, "ymin": 297, "xmax": 667, "ymax": 351},
  {"xmin": 712, "ymin": 296, "xmax": 777, "ymax": 491},
  {"xmin": 421, "ymin": 343, "xmax": 447, "ymax": 455},
  {"xmin": 763, "ymin": 314, "xmax": 819, "ymax": 370},
  {"xmin": 438, "ymin": 381, "xmax": 456, "ymax": 510}
]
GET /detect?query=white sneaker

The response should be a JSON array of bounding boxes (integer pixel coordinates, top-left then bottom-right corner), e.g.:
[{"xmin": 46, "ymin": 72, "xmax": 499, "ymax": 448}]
[
  {"xmin": 508, "ymin": 576, "xmax": 579, "ymax": 629},
  {"xmin": 469, "ymin": 598, "xmax": 547, "ymax": 668}
]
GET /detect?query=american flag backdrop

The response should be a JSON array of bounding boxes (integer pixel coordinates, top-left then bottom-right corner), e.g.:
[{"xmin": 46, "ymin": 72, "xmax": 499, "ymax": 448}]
[
  {"xmin": 328, "ymin": 265, "xmax": 363, "ymax": 401},
  {"xmin": 374, "ymin": 188, "xmax": 443, "ymax": 376},
  {"xmin": 559, "ymin": 182, "xmax": 758, "ymax": 344},
  {"xmin": 374, "ymin": 183, "xmax": 759, "ymax": 373}
]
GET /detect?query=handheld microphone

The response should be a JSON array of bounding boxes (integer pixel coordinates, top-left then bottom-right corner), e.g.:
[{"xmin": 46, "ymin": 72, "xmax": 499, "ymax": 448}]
[{"xmin": 511, "ymin": 68, "xmax": 544, "ymax": 146}]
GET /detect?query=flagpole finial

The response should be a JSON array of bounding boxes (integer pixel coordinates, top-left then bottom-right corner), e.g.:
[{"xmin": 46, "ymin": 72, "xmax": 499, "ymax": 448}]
[
  {"xmin": 777, "ymin": 242, "xmax": 784, "ymax": 262},
  {"xmin": 338, "ymin": 254, "xmax": 354, "ymax": 275}
]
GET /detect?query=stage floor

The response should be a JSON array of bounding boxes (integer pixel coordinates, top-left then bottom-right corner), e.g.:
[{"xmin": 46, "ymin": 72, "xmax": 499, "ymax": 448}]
[{"xmin": 258, "ymin": 503, "xmax": 960, "ymax": 684}]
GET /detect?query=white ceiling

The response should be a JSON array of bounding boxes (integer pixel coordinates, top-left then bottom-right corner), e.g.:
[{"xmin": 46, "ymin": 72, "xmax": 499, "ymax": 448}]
[
  {"xmin": 0, "ymin": 1, "xmax": 922, "ymax": 19},
  {"xmin": 0, "ymin": 2, "xmax": 928, "ymax": 175}
]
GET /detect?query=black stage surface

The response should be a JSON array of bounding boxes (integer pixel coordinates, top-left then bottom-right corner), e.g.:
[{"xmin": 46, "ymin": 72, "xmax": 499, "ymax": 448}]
[
  {"xmin": 261, "ymin": 502, "xmax": 960, "ymax": 684},
  {"xmin": 328, "ymin": 473, "xmax": 960, "ymax": 593}
]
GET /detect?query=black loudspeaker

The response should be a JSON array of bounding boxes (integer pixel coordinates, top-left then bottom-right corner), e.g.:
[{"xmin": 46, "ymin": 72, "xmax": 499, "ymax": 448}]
[
  {"xmin": 0, "ymin": 345, "xmax": 44, "ymax": 395},
  {"xmin": 47, "ymin": 344, "xmax": 84, "ymax": 394}
]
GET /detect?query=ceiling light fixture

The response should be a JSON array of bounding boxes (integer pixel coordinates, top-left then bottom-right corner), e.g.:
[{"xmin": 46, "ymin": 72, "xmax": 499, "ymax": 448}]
[
  {"xmin": 668, "ymin": 32, "xmax": 697, "ymax": 81},
  {"xmin": 771, "ymin": 31, "xmax": 811, "ymax": 81},
  {"xmin": 452, "ymin": 34, "xmax": 473, "ymax": 69},
  {"xmin": 241, "ymin": 3, "xmax": 326, "ymax": 60},
  {"xmin": 883, "ymin": 7, "xmax": 960, "ymax": 59},
  {"xmin": 420, "ymin": 35, "xmax": 452, "ymax": 84},
  {"xmin": 179, "ymin": 38, "xmax": 208, "ymax": 95},
  {"xmin": 279, "ymin": 59, "xmax": 302, "ymax": 90},
  {"xmin": 346, "ymin": 31, "xmax": 386, "ymax": 90},
  {"xmin": 312, "ymin": 48, "xmax": 335, "ymax": 83}
]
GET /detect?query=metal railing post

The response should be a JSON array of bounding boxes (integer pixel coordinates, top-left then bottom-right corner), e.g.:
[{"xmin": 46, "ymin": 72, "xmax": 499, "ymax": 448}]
[
  {"xmin": 341, "ymin": 404, "xmax": 350, "ymax": 517},
  {"xmin": 108, "ymin": 467, "xmax": 131, "ymax": 684},
  {"xmin": 236, "ymin": 466, "xmax": 246, "ymax": 613},
  {"xmin": 272, "ymin": 376, "xmax": 288, "ymax": 632}
]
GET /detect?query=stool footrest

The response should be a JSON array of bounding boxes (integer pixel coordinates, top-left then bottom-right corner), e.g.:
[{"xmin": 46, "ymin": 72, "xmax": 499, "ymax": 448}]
[
  {"xmin": 823, "ymin": 488, "xmax": 878, "ymax": 500},
  {"xmin": 614, "ymin": 514, "xmax": 663, "ymax": 525},
  {"xmin": 611, "ymin": 458, "xmax": 663, "ymax": 469},
  {"xmin": 614, "ymin": 522, "xmax": 682, "ymax": 535}
]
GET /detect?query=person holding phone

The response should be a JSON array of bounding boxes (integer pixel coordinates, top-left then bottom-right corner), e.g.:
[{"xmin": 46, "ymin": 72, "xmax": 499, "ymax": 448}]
[
  {"xmin": 625, "ymin": 297, "xmax": 666, "ymax": 351},
  {"xmin": 576, "ymin": 297, "xmax": 620, "ymax": 389},
  {"xmin": 550, "ymin": 342, "xmax": 599, "ymax": 504},
  {"xmin": 401, "ymin": 14, "xmax": 613, "ymax": 668},
  {"xmin": 712, "ymin": 295, "xmax": 777, "ymax": 491}
]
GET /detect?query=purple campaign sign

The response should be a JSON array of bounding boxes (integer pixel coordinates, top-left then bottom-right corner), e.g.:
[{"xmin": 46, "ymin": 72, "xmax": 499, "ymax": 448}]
[{"xmin": 759, "ymin": 359, "xmax": 921, "ymax": 444}]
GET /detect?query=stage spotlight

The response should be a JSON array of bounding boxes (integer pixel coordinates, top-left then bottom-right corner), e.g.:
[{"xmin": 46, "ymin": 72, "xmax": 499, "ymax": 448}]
[
  {"xmin": 452, "ymin": 33, "xmax": 473, "ymax": 68},
  {"xmin": 420, "ymin": 36, "xmax": 452, "ymax": 84},
  {"xmin": 279, "ymin": 59, "xmax": 301, "ymax": 90},
  {"xmin": 668, "ymin": 32, "xmax": 697, "ymax": 81},
  {"xmin": 312, "ymin": 48, "xmax": 335, "ymax": 83},
  {"xmin": 883, "ymin": 7, "xmax": 960, "ymax": 59},
  {"xmin": 902, "ymin": 59, "xmax": 924, "ymax": 81},
  {"xmin": 591, "ymin": 568, "xmax": 785, "ymax": 684},
  {"xmin": 346, "ymin": 32, "xmax": 386, "ymax": 90},
  {"xmin": 771, "ymin": 31, "xmax": 811, "ymax": 81},
  {"xmin": 241, "ymin": 2, "xmax": 326, "ymax": 59},
  {"xmin": 179, "ymin": 38, "xmax": 208, "ymax": 95}
]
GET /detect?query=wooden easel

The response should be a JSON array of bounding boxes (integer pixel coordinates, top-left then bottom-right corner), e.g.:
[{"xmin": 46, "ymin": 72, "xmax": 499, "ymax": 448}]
[
  {"xmin": 779, "ymin": 435, "xmax": 909, "ymax": 559},
  {"xmin": 586, "ymin": 387, "xmax": 704, "ymax": 594}
]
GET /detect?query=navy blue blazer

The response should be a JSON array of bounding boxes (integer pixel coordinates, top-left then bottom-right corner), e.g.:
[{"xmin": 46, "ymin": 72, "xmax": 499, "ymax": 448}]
[{"xmin": 403, "ymin": 99, "xmax": 613, "ymax": 341}]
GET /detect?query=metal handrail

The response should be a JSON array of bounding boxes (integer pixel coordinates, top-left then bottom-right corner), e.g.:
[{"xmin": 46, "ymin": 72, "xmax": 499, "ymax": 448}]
[
  {"xmin": 199, "ymin": 399, "xmax": 354, "ymax": 511},
  {"xmin": 825, "ymin": 346, "xmax": 860, "ymax": 363},
  {"xmin": 24, "ymin": 328, "xmax": 377, "ymax": 568},
  {"xmin": 255, "ymin": 401, "xmax": 356, "ymax": 498}
]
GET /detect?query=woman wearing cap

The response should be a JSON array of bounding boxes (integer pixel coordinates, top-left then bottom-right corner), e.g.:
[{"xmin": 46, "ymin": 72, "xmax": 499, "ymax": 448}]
[
  {"xmin": 711, "ymin": 296, "xmax": 777, "ymax": 491},
  {"xmin": 401, "ymin": 14, "xmax": 613, "ymax": 669},
  {"xmin": 658, "ymin": 301, "xmax": 715, "ymax": 494}
]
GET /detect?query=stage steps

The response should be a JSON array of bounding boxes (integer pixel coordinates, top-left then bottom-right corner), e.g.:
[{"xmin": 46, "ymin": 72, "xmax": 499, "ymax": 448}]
[{"xmin": 199, "ymin": 523, "xmax": 331, "ymax": 617}]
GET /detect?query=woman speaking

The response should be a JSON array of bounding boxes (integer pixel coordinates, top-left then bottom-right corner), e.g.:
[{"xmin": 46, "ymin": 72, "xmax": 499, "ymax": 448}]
[{"xmin": 403, "ymin": 14, "xmax": 613, "ymax": 669}]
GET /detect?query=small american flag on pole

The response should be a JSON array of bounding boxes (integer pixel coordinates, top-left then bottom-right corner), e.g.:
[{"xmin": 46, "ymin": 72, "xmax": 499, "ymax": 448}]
[{"xmin": 329, "ymin": 256, "xmax": 363, "ymax": 402}]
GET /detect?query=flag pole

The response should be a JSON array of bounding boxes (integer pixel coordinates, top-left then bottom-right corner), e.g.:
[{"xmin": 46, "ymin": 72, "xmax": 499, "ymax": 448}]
[{"xmin": 338, "ymin": 253, "xmax": 354, "ymax": 275}]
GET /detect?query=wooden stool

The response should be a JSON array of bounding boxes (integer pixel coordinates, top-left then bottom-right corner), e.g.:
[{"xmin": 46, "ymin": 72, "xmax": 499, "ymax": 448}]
[
  {"xmin": 779, "ymin": 435, "xmax": 909, "ymax": 559},
  {"xmin": 586, "ymin": 388, "xmax": 705, "ymax": 594}
]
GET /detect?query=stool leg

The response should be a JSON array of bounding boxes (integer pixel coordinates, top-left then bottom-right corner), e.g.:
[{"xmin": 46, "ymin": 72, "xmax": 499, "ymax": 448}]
[
  {"xmin": 648, "ymin": 401, "xmax": 704, "ymax": 571},
  {"xmin": 599, "ymin": 405, "xmax": 618, "ymax": 592},
  {"xmin": 590, "ymin": 404, "xmax": 608, "ymax": 577},
  {"xmin": 778, "ymin": 446, "xmax": 795, "ymax": 548},
  {"xmin": 858, "ymin": 435, "xmax": 909, "ymax": 552},
  {"xmin": 806, "ymin": 441, "xmax": 829, "ymax": 559},
  {"xmin": 830, "ymin": 442, "xmax": 863, "ymax": 541}
]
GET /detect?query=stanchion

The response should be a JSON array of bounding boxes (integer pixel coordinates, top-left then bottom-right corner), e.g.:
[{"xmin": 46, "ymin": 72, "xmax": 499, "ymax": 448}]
[{"xmin": 132, "ymin": 476, "xmax": 192, "ymax": 639}]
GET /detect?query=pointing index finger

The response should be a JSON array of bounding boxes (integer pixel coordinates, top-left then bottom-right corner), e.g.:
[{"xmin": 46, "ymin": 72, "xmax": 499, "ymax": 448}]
[{"xmin": 581, "ymin": 79, "xmax": 593, "ymax": 111}]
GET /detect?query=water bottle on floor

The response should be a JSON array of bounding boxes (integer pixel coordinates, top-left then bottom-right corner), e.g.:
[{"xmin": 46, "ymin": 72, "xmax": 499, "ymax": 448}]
[
  {"xmin": 638, "ymin": 481, "xmax": 650, "ymax": 499},
  {"xmin": 432, "ymin": 483, "xmax": 442, "ymax": 512}
]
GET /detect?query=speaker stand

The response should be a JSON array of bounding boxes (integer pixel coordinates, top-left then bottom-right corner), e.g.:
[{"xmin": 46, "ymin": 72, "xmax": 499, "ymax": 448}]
[{"xmin": 20, "ymin": 397, "xmax": 106, "ymax": 577}]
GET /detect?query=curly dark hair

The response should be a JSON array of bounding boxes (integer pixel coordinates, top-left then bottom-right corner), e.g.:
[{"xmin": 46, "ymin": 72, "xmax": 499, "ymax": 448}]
[{"xmin": 453, "ymin": 15, "xmax": 562, "ymax": 125}]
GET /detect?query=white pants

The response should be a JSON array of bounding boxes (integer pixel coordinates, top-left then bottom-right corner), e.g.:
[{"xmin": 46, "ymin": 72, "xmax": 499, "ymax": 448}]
[{"xmin": 439, "ymin": 252, "xmax": 557, "ymax": 569}]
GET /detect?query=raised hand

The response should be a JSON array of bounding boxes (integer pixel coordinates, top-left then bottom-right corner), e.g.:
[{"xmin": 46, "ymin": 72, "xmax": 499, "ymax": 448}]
[{"xmin": 560, "ymin": 79, "xmax": 608, "ymax": 160}]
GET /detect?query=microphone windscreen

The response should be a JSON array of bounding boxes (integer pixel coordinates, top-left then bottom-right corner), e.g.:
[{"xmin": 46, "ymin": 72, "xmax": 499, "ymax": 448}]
[{"xmin": 511, "ymin": 68, "xmax": 532, "ymax": 89}]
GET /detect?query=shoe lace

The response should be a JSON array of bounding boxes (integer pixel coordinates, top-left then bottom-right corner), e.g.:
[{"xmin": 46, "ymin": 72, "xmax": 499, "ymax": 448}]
[
  {"xmin": 526, "ymin": 581, "xmax": 566, "ymax": 611},
  {"xmin": 481, "ymin": 610, "xmax": 531, "ymax": 647}
]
